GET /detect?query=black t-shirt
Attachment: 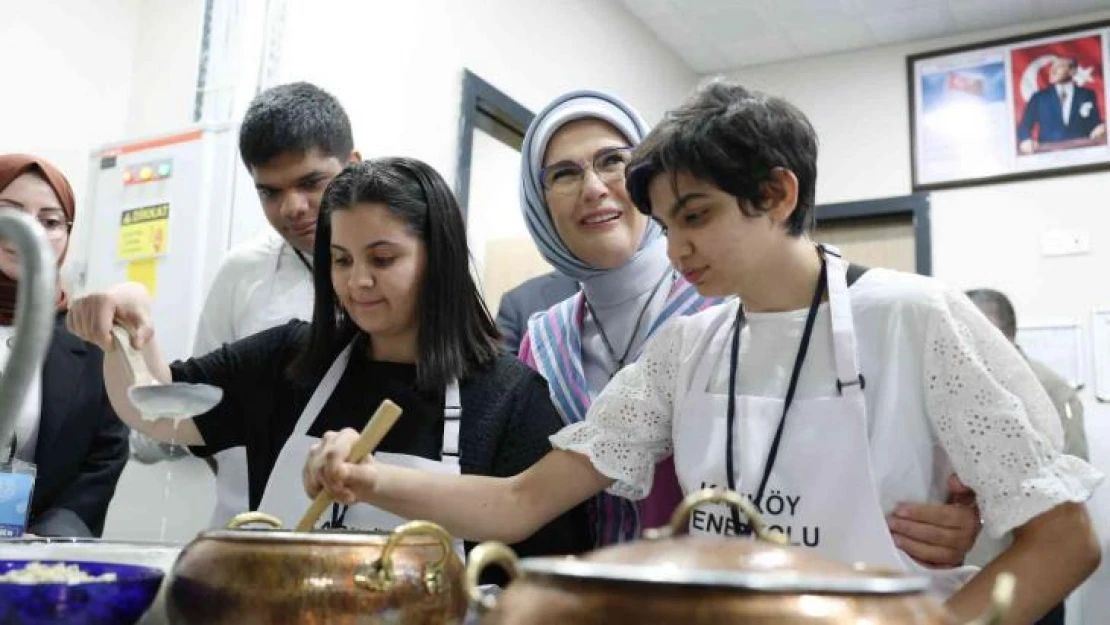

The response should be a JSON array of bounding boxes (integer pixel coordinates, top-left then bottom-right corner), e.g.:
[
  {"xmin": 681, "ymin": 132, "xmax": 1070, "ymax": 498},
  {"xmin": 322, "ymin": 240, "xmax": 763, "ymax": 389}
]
[{"xmin": 171, "ymin": 321, "xmax": 449, "ymax": 508}]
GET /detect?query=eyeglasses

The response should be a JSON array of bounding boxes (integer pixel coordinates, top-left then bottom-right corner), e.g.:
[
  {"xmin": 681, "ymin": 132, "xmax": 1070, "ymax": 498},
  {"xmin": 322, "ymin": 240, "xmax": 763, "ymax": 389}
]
[
  {"xmin": 0, "ymin": 204, "xmax": 71, "ymax": 241},
  {"xmin": 541, "ymin": 146, "xmax": 633, "ymax": 196}
]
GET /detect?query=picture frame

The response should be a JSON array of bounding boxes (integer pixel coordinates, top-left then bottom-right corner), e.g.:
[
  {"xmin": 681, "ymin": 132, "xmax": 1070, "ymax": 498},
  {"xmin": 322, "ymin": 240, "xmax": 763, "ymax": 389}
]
[{"xmin": 908, "ymin": 20, "xmax": 1110, "ymax": 191}]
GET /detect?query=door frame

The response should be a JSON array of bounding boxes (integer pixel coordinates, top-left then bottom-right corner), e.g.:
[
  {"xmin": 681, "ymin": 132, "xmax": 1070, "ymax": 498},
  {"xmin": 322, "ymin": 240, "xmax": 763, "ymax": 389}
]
[
  {"xmin": 814, "ymin": 193, "xmax": 932, "ymax": 275},
  {"xmin": 455, "ymin": 69, "xmax": 533, "ymax": 221}
]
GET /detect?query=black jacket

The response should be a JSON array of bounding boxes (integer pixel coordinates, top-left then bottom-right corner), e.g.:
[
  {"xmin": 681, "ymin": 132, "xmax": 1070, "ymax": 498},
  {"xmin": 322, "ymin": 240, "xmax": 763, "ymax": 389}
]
[
  {"xmin": 29, "ymin": 313, "xmax": 129, "ymax": 536},
  {"xmin": 457, "ymin": 352, "xmax": 591, "ymax": 559}
]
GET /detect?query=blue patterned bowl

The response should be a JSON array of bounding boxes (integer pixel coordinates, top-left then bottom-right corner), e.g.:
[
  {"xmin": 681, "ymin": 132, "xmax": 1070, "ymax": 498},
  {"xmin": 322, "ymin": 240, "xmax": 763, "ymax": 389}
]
[{"xmin": 0, "ymin": 559, "xmax": 164, "ymax": 625}]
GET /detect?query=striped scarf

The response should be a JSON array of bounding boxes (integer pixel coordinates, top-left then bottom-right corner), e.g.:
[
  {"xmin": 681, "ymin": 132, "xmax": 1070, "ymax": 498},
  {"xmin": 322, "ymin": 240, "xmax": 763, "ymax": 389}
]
[{"xmin": 521, "ymin": 277, "xmax": 721, "ymax": 545}]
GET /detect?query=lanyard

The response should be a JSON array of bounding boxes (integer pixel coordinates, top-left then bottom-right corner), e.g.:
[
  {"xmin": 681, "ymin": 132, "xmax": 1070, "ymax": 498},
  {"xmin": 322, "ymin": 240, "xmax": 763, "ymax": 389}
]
[
  {"xmin": 324, "ymin": 503, "xmax": 350, "ymax": 530},
  {"xmin": 292, "ymin": 248, "xmax": 313, "ymax": 273},
  {"xmin": 2, "ymin": 434, "xmax": 14, "ymax": 465},
  {"xmin": 724, "ymin": 252, "xmax": 827, "ymax": 533},
  {"xmin": 583, "ymin": 268, "xmax": 673, "ymax": 378}
]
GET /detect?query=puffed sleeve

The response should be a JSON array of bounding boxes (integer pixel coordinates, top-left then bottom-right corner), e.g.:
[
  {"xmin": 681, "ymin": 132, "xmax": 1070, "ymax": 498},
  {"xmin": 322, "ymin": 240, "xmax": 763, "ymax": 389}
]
[
  {"xmin": 924, "ymin": 290, "xmax": 1103, "ymax": 538},
  {"xmin": 549, "ymin": 318, "xmax": 684, "ymax": 500}
]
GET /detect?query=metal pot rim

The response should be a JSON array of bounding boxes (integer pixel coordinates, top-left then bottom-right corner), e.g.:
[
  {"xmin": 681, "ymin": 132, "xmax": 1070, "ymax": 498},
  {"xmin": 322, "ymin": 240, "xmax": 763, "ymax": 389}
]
[
  {"xmin": 516, "ymin": 557, "xmax": 931, "ymax": 594},
  {"xmin": 196, "ymin": 529, "xmax": 441, "ymax": 547},
  {"xmin": 8, "ymin": 537, "xmax": 184, "ymax": 550}
]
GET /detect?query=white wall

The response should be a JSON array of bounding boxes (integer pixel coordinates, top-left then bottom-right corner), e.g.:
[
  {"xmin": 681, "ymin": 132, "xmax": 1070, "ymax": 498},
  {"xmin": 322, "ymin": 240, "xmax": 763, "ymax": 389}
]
[
  {"xmin": 1, "ymin": 0, "xmax": 140, "ymax": 206},
  {"xmin": 724, "ymin": 11, "xmax": 1110, "ymax": 624},
  {"xmin": 274, "ymin": 0, "xmax": 698, "ymax": 187},
  {"xmin": 1, "ymin": 0, "xmax": 202, "ymax": 196},
  {"xmin": 272, "ymin": 0, "xmax": 698, "ymax": 322},
  {"xmin": 2, "ymin": 0, "xmax": 205, "ymax": 290},
  {"xmin": 125, "ymin": 0, "xmax": 204, "ymax": 138}
]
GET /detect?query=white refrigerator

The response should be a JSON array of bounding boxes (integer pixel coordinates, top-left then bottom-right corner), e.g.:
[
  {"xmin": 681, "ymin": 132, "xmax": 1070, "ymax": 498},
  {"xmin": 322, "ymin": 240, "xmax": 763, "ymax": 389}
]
[{"xmin": 73, "ymin": 123, "xmax": 267, "ymax": 361}]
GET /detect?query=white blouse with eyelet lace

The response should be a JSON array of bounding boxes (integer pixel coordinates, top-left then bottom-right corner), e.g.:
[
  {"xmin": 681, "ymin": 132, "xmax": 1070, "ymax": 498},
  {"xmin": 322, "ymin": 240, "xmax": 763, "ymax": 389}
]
[{"xmin": 550, "ymin": 268, "xmax": 1103, "ymax": 540}]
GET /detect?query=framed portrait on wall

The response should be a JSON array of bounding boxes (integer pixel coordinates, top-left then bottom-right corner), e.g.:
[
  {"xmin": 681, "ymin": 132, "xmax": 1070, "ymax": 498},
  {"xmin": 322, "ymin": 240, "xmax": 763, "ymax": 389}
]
[{"xmin": 909, "ymin": 21, "xmax": 1110, "ymax": 191}]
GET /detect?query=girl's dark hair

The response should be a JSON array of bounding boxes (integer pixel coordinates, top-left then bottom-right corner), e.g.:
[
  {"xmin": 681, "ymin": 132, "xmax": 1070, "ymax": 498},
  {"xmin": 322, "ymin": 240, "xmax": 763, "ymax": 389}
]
[
  {"xmin": 290, "ymin": 157, "xmax": 501, "ymax": 390},
  {"xmin": 626, "ymin": 78, "xmax": 818, "ymax": 236}
]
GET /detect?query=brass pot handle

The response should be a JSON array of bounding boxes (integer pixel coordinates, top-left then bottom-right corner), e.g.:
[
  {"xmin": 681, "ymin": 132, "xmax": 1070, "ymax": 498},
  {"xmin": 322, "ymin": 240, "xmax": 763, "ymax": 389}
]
[
  {"xmin": 465, "ymin": 542, "xmax": 521, "ymax": 612},
  {"xmin": 226, "ymin": 512, "xmax": 284, "ymax": 530},
  {"xmin": 965, "ymin": 573, "xmax": 1016, "ymax": 625},
  {"xmin": 356, "ymin": 520, "xmax": 454, "ymax": 595},
  {"xmin": 643, "ymin": 488, "xmax": 788, "ymax": 544}
]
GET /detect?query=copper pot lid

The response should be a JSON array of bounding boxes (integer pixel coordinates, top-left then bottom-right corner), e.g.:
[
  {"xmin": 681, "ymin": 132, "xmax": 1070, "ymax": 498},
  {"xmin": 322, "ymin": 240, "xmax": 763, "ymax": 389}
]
[
  {"xmin": 197, "ymin": 512, "xmax": 451, "ymax": 549},
  {"xmin": 483, "ymin": 489, "xmax": 929, "ymax": 595}
]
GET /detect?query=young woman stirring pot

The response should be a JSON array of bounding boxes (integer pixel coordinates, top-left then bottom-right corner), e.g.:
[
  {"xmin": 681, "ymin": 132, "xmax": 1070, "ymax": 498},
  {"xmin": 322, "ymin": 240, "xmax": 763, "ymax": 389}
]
[{"xmin": 67, "ymin": 158, "xmax": 589, "ymax": 557}]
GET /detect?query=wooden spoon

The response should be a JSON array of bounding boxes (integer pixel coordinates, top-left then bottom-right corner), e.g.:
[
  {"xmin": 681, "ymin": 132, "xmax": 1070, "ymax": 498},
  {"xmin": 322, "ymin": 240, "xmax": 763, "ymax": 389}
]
[{"xmin": 295, "ymin": 399, "xmax": 403, "ymax": 531}]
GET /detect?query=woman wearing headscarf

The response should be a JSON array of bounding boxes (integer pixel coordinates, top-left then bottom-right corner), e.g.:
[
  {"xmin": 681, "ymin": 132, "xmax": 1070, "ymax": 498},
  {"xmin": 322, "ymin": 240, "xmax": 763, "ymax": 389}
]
[
  {"xmin": 514, "ymin": 91, "xmax": 983, "ymax": 563},
  {"xmin": 514, "ymin": 91, "xmax": 713, "ymax": 545},
  {"xmin": 0, "ymin": 154, "xmax": 129, "ymax": 537}
]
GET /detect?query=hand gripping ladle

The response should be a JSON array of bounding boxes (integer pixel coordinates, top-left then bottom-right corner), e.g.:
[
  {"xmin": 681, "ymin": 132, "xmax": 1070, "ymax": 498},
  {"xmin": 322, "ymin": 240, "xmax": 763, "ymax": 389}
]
[{"xmin": 111, "ymin": 326, "xmax": 223, "ymax": 422}]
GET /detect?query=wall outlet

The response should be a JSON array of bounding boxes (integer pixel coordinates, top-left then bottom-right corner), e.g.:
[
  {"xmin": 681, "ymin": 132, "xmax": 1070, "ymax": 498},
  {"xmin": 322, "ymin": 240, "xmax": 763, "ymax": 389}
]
[{"xmin": 1041, "ymin": 229, "xmax": 1091, "ymax": 257}]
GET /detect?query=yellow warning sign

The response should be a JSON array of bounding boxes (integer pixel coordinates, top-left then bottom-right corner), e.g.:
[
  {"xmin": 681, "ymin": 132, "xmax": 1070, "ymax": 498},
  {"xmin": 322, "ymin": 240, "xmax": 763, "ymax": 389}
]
[
  {"xmin": 126, "ymin": 258, "xmax": 158, "ymax": 297},
  {"xmin": 118, "ymin": 203, "xmax": 169, "ymax": 260}
]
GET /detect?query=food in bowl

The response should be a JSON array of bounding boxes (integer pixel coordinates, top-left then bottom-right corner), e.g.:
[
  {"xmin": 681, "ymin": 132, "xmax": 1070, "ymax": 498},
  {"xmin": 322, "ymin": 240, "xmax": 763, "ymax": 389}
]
[
  {"xmin": 0, "ymin": 559, "xmax": 165, "ymax": 625},
  {"xmin": 0, "ymin": 561, "xmax": 118, "ymax": 585}
]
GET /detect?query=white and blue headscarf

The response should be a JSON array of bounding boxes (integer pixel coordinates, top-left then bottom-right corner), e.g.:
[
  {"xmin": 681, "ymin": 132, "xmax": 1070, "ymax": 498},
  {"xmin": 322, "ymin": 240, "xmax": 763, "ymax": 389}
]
[{"xmin": 519, "ymin": 90, "xmax": 663, "ymax": 282}]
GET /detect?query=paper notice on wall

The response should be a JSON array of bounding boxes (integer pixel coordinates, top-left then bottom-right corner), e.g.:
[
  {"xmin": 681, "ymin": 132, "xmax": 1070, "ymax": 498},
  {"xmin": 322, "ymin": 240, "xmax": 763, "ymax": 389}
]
[
  {"xmin": 126, "ymin": 258, "xmax": 158, "ymax": 297},
  {"xmin": 1091, "ymin": 310, "xmax": 1110, "ymax": 402},
  {"xmin": 118, "ymin": 203, "xmax": 170, "ymax": 261}
]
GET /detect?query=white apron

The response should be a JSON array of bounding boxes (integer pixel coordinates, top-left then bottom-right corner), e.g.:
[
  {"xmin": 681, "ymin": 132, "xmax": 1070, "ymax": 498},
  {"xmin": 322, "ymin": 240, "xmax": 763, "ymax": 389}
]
[
  {"xmin": 256, "ymin": 340, "xmax": 464, "ymax": 555},
  {"xmin": 672, "ymin": 246, "xmax": 976, "ymax": 599},
  {"xmin": 208, "ymin": 242, "xmax": 315, "ymax": 528}
]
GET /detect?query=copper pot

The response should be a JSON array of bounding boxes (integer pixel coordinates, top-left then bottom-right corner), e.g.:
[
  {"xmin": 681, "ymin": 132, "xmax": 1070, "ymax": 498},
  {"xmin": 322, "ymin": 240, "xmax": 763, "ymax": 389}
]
[
  {"xmin": 467, "ymin": 489, "xmax": 1014, "ymax": 625},
  {"xmin": 167, "ymin": 513, "xmax": 467, "ymax": 625}
]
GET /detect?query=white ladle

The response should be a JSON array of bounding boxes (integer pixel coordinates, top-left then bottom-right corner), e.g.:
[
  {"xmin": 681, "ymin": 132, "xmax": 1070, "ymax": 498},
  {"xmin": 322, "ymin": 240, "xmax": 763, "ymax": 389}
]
[{"xmin": 110, "ymin": 326, "xmax": 223, "ymax": 422}]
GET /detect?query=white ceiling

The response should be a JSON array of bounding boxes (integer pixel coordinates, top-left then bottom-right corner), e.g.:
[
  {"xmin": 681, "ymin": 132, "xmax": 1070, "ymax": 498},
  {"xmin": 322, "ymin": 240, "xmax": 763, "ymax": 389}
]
[{"xmin": 620, "ymin": 0, "xmax": 1110, "ymax": 72}]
